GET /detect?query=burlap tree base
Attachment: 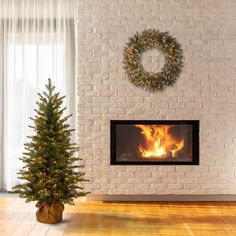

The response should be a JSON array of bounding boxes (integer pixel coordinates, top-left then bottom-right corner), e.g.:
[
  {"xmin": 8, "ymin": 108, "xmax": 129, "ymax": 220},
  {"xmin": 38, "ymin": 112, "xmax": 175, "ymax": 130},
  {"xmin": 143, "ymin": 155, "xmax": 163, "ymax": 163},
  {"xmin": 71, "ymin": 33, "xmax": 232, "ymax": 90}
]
[{"xmin": 36, "ymin": 201, "xmax": 64, "ymax": 224}]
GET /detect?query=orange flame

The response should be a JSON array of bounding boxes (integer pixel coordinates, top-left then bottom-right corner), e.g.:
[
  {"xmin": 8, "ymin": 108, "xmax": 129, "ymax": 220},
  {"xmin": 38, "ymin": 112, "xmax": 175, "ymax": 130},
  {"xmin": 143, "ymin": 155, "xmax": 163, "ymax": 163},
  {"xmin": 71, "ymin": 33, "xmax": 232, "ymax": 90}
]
[{"xmin": 135, "ymin": 125, "xmax": 184, "ymax": 159}]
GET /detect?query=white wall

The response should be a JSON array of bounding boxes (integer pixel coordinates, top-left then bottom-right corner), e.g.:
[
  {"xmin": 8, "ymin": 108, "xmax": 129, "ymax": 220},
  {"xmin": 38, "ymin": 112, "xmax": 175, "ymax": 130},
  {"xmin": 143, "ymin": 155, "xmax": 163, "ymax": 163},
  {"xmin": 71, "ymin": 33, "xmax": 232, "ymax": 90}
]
[{"xmin": 77, "ymin": 0, "xmax": 236, "ymax": 195}]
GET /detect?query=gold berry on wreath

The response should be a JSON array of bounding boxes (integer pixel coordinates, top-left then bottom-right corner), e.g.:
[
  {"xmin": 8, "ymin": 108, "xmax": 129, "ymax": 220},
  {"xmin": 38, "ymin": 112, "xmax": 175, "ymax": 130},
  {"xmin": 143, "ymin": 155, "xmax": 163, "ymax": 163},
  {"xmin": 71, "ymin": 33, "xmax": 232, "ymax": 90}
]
[{"xmin": 123, "ymin": 29, "xmax": 183, "ymax": 92}]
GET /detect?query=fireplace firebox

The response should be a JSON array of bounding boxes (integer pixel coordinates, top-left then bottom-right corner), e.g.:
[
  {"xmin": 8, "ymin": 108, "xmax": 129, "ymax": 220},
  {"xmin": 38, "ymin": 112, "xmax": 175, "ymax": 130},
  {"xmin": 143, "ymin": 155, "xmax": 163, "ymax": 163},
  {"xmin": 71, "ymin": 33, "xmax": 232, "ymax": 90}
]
[{"xmin": 110, "ymin": 120, "xmax": 199, "ymax": 165}]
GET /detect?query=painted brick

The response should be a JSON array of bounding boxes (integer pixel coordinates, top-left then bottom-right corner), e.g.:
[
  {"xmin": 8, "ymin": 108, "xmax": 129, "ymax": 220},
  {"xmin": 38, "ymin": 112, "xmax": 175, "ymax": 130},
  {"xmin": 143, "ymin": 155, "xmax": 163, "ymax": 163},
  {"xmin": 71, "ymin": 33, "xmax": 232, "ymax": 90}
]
[{"xmin": 77, "ymin": 0, "xmax": 236, "ymax": 195}]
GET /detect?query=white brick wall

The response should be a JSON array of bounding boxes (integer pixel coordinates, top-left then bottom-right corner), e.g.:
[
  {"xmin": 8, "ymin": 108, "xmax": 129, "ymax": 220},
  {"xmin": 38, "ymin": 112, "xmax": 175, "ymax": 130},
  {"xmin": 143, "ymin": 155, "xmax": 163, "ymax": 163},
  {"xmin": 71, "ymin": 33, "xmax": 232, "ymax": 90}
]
[{"xmin": 76, "ymin": 0, "xmax": 236, "ymax": 195}]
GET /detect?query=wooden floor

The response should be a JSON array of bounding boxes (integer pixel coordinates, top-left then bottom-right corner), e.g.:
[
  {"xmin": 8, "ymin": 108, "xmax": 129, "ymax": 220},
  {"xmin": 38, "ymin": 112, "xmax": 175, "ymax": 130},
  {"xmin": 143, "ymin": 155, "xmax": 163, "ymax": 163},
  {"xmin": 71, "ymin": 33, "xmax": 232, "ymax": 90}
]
[{"xmin": 0, "ymin": 198, "xmax": 236, "ymax": 235}]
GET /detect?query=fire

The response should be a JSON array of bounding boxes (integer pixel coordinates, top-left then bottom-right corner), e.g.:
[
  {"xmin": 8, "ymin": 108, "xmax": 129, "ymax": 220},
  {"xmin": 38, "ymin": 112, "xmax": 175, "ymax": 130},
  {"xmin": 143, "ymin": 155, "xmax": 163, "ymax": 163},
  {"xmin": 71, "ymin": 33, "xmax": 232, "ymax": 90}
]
[{"xmin": 135, "ymin": 125, "xmax": 184, "ymax": 159}]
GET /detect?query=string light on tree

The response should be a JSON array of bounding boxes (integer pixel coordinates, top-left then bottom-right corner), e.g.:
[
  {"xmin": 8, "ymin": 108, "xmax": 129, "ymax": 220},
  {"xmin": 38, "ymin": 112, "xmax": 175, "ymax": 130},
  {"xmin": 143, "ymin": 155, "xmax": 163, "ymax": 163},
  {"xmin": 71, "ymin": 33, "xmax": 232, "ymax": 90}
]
[{"xmin": 12, "ymin": 79, "xmax": 89, "ymax": 224}]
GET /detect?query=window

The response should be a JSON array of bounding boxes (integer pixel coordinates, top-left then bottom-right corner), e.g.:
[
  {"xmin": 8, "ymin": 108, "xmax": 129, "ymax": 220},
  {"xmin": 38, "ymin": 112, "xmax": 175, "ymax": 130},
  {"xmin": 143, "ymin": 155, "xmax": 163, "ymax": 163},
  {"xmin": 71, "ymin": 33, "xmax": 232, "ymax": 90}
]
[
  {"xmin": 5, "ymin": 43, "xmax": 64, "ymax": 188},
  {"xmin": 0, "ymin": 0, "xmax": 76, "ymax": 190}
]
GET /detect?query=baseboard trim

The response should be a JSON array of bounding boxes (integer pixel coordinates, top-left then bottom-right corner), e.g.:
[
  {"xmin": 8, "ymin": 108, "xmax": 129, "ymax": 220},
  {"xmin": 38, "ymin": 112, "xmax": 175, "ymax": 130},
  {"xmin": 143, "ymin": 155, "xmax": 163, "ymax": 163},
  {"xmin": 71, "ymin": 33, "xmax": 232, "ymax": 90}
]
[{"xmin": 86, "ymin": 194, "xmax": 236, "ymax": 202}]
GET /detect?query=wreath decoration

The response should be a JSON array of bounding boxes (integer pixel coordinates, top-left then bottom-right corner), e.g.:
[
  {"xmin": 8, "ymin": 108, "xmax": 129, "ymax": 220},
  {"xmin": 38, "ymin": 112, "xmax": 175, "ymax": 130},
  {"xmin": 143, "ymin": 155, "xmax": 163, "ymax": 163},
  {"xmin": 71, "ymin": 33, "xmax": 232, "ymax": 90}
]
[{"xmin": 123, "ymin": 29, "xmax": 183, "ymax": 92}]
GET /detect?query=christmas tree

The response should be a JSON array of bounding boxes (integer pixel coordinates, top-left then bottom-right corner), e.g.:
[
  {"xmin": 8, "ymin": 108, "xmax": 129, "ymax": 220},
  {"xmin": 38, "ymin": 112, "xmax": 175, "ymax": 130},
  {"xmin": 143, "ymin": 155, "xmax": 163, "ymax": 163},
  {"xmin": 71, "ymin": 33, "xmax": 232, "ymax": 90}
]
[{"xmin": 13, "ymin": 79, "xmax": 88, "ymax": 224}]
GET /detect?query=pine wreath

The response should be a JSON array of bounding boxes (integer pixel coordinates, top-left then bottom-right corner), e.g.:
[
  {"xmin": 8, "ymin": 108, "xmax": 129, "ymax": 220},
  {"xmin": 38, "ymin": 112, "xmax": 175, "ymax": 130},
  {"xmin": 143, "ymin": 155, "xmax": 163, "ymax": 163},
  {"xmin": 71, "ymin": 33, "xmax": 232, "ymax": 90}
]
[{"xmin": 123, "ymin": 29, "xmax": 183, "ymax": 92}]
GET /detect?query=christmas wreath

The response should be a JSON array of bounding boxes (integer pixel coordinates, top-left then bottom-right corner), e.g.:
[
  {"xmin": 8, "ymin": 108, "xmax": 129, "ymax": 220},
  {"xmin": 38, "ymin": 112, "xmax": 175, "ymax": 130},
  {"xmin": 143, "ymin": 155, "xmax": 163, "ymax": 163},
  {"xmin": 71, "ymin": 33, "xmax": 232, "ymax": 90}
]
[{"xmin": 123, "ymin": 29, "xmax": 183, "ymax": 92}]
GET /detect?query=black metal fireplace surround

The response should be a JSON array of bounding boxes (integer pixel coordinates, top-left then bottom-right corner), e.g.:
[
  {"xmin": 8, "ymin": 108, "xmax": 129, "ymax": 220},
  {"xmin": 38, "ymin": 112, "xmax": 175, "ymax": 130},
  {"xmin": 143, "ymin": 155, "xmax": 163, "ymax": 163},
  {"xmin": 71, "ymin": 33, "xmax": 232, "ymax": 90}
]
[{"xmin": 110, "ymin": 120, "xmax": 199, "ymax": 165}]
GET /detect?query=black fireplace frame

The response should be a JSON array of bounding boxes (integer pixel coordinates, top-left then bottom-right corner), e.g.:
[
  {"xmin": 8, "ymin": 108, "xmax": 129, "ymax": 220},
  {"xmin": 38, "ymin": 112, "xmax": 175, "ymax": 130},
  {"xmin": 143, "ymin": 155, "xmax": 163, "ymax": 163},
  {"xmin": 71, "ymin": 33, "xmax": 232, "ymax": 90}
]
[{"xmin": 110, "ymin": 120, "xmax": 199, "ymax": 165}]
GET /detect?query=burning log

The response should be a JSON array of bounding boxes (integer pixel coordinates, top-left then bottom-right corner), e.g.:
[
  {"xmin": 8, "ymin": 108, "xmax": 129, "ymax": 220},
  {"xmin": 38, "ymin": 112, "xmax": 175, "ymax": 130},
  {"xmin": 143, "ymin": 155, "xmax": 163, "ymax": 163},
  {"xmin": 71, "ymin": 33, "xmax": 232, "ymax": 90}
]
[{"xmin": 135, "ymin": 125, "xmax": 184, "ymax": 159}]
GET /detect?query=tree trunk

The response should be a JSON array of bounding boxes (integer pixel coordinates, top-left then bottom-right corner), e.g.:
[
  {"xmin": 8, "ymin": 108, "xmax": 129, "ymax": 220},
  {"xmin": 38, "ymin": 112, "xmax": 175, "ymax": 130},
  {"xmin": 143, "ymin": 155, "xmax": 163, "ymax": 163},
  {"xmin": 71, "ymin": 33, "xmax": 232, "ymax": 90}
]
[{"xmin": 36, "ymin": 201, "xmax": 64, "ymax": 224}]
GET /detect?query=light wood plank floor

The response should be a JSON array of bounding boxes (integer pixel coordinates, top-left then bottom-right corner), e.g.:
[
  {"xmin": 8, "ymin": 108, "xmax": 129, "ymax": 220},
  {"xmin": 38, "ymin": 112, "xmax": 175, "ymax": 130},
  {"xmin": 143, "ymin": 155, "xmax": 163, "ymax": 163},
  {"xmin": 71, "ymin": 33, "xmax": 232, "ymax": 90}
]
[{"xmin": 0, "ymin": 198, "xmax": 236, "ymax": 236}]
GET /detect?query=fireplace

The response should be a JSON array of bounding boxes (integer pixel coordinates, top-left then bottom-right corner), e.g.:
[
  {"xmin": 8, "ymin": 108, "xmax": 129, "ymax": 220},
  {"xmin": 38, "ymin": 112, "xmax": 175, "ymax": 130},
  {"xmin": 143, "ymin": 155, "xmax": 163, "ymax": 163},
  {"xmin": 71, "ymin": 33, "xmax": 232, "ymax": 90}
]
[{"xmin": 110, "ymin": 120, "xmax": 199, "ymax": 165}]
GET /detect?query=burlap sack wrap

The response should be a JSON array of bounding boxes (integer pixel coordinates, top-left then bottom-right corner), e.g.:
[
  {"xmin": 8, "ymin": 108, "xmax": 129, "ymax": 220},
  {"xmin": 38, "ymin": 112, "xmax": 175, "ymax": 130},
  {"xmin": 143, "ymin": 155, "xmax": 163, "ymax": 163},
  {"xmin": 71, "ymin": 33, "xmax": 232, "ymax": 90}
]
[{"xmin": 36, "ymin": 201, "xmax": 64, "ymax": 224}]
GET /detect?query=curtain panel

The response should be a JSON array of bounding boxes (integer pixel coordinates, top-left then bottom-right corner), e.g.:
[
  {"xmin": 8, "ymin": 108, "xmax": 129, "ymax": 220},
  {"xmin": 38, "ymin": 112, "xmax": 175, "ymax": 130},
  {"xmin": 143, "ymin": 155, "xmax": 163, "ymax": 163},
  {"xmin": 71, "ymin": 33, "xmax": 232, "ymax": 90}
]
[{"xmin": 0, "ymin": 0, "xmax": 76, "ymax": 190}]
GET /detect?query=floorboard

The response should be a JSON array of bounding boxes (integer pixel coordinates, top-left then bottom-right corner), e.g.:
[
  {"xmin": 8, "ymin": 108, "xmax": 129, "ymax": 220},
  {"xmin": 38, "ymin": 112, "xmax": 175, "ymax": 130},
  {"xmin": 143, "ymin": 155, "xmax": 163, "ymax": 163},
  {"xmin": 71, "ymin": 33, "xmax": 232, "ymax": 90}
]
[{"xmin": 0, "ymin": 198, "xmax": 236, "ymax": 235}]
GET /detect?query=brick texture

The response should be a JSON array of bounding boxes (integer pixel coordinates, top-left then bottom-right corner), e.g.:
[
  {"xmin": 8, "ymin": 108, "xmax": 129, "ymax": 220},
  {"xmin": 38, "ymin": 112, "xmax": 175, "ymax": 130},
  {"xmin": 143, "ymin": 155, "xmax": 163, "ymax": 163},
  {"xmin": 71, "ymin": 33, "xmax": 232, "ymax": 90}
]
[{"xmin": 76, "ymin": 0, "xmax": 236, "ymax": 194}]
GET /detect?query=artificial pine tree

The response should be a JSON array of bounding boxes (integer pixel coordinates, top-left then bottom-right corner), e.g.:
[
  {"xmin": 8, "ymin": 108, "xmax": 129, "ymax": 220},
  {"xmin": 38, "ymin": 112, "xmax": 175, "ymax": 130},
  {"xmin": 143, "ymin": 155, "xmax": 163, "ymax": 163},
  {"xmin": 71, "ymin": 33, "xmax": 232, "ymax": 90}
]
[{"xmin": 13, "ymin": 79, "xmax": 88, "ymax": 224}]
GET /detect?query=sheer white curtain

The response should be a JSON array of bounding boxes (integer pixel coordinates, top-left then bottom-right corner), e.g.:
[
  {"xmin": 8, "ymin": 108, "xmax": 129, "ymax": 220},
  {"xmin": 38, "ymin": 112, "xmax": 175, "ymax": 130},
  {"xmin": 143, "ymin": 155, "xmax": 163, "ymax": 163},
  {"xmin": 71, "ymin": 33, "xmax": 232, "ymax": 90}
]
[{"xmin": 0, "ymin": 0, "xmax": 76, "ymax": 190}]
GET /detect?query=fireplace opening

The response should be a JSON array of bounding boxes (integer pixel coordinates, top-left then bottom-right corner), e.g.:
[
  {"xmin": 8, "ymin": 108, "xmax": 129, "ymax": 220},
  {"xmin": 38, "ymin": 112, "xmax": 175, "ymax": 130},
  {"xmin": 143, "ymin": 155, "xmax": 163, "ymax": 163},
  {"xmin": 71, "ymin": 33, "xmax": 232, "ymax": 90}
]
[{"xmin": 110, "ymin": 120, "xmax": 199, "ymax": 165}]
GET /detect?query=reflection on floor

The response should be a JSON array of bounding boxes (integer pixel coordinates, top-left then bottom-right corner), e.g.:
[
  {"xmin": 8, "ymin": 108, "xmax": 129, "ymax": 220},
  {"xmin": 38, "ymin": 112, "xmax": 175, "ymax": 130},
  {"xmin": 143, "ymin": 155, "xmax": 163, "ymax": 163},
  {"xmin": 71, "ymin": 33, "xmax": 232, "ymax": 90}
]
[{"xmin": 0, "ymin": 198, "xmax": 236, "ymax": 235}]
